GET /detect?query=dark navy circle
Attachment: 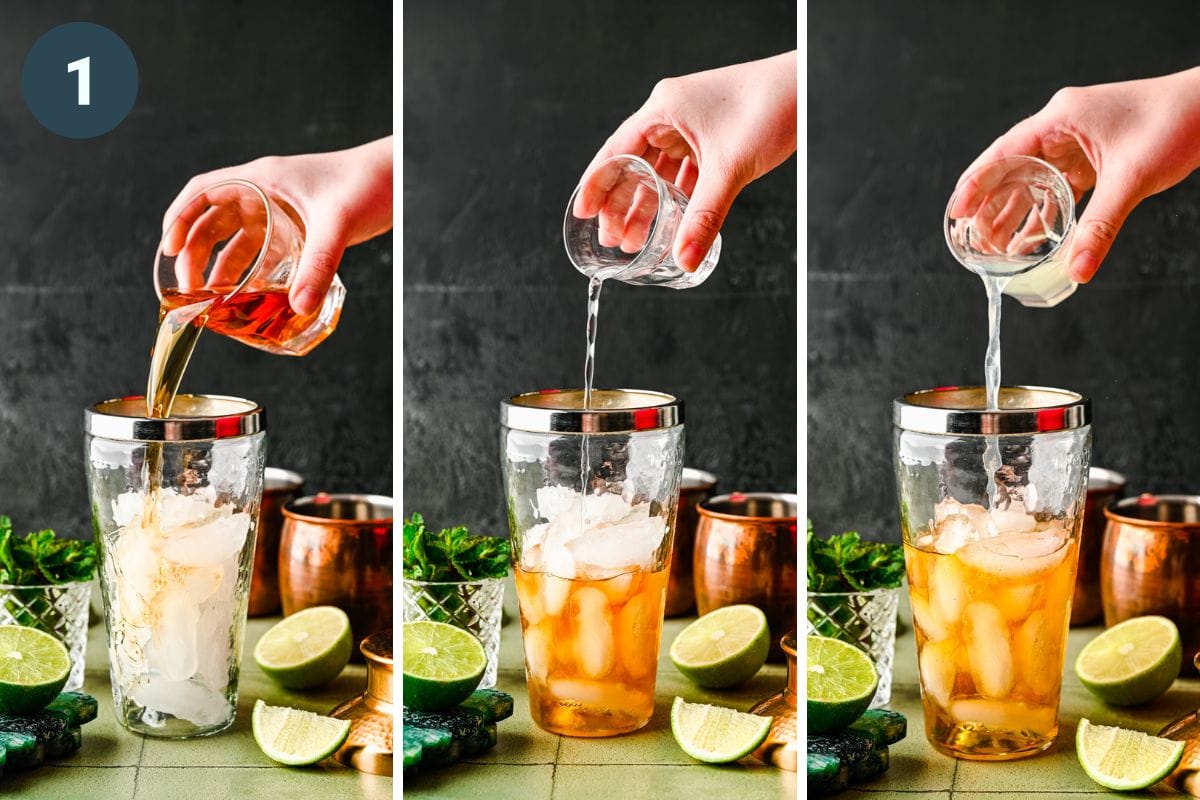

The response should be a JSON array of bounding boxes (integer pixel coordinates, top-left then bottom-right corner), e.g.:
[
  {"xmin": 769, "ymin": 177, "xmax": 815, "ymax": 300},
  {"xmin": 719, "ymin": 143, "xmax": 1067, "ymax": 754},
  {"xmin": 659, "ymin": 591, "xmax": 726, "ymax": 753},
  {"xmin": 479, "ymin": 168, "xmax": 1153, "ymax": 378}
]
[{"xmin": 21, "ymin": 22, "xmax": 138, "ymax": 139}]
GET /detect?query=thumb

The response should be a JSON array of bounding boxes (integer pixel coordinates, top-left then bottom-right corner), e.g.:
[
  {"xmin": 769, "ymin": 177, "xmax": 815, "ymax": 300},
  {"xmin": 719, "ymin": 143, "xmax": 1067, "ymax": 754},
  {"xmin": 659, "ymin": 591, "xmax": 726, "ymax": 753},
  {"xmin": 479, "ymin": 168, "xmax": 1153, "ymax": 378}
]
[
  {"xmin": 290, "ymin": 223, "xmax": 346, "ymax": 316},
  {"xmin": 674, "ymin": 161, "xmax": 740, "ymax": 272},
  {"xmin": 1068, "ymin": 173, "xmax": 1140, "ymax": 283}
]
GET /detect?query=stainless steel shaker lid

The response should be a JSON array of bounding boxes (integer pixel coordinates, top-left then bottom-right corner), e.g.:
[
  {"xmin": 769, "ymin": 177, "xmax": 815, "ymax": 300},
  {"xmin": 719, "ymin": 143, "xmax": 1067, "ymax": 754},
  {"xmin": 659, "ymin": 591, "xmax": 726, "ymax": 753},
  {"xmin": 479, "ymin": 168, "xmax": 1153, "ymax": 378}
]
[
  {"xmin": 500, "ymin": 389, "xmax": 683, "ymax": 433},
  {"xmin": 893, "ymin": 385, "xmax": 1090, "ymax": 435},
  {"xmin": 85, "ymin": 394, "xmax": 264, "ymax": 442}
]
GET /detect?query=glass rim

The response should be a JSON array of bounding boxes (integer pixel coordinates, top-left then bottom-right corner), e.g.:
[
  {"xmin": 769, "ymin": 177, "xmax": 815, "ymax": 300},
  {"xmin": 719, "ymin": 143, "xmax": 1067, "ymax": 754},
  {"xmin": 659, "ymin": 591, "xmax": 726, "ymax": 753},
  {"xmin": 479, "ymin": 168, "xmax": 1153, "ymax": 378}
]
[
  {"xmin": 563, "ymin": 154, "xmax": 667, "ymax": 276},
  {"xmin": 0, "ymin": 580, "xmax": 93, "ymax": 591},
  {"xmin": 153, "ymin": 178, "xmax": 274, "ymax": 303},
  {"xmin": 402, "ymin": 576, "xmax": 506, "ymax": 587},
  {"xmin": 944, "ymin": 154, "xmax": 1076, "ymax": 277},
  {"xmin": 807, "ymin": 586, "xmax": 902, "ymax": 598}
]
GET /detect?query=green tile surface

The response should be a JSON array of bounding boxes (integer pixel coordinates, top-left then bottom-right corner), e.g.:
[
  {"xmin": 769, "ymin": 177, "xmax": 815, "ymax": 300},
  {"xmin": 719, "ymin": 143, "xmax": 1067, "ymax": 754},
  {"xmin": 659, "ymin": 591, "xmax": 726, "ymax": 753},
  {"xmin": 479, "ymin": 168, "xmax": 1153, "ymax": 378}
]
[
  {"xmin": 847, "ymin": 593, "xmax": 1200, "ymax": 798},
  {"xmin": 23, "ymin": 613, "xmax": 392, "ymax": 798},
  {"xmin": 404, "ymin": 577, "xmax": 792, "ymax": 798}
]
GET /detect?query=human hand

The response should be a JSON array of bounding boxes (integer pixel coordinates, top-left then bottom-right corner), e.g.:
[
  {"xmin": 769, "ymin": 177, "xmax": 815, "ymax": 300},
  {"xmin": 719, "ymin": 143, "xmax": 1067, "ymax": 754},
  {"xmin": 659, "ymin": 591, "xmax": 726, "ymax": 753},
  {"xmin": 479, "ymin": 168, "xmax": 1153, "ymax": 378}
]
[
  {"xmin": 576, "ymin": 51, "xmax": 796, "ymax": 271},
  {"xmin": 161, "ymin": 136, "xmax": 393, "ymax": 314},
  {"xmin": 956, "ymin": 68, "xmax": 1200, "ymax": 283}
]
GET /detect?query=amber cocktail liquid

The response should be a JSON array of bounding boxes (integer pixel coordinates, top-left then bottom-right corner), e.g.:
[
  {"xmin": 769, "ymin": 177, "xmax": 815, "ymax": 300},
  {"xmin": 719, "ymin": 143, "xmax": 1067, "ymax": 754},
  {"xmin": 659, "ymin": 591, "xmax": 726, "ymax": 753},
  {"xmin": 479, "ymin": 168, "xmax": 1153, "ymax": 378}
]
[
  {"xmin": 907, "ymin": 506, "xmax": 1078, "ymax": 760},
  {"xmin": 514, "ymin": 564, "xmax": 667, "ymax": 737}
]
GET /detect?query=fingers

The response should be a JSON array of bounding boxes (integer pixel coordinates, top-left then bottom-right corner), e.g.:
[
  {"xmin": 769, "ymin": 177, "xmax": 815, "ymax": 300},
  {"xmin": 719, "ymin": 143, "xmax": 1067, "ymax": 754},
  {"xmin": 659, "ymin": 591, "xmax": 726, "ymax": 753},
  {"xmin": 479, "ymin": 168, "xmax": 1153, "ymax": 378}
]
[
  {"xmin": 289, "ymin": 222, "xmax": 346, "ymax": 316},
  {"xmin": 675, "ymin": 161, "xmax": 740, "ymax": 272},
  {"xmin": 1068, "ymin": 172, "xmax": 1141, "ymax": 283}
]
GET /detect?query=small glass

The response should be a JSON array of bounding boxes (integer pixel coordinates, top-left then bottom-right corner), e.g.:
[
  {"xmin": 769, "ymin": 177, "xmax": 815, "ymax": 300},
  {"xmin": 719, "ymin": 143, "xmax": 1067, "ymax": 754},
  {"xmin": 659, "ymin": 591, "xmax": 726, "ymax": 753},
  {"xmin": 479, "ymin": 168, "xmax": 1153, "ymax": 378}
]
[
  {"xmin": 0, "ymin": 581, "xmax": 91, "ymax": 691},
  {"xmin": 564, "ymin": 155, "xmax": 719, "ymax": 289},
  {"xmin": 154, "ymin": 179, "xmax": 346, "ymax": 356},
  {"xmin": 945, "ymin": 155, "xmax": 1077, "ymax": 308},
  {"xmin": 894, "ymin": 386, "xmax": 1091, "ymax": 760},
  {"xmin": 86, "ymin": 395, "xmax": 265, "ymax": 738},
  {"xmin": 401, "ymin": 578, "xmax": 504, "ymax": 689},
  {"xmin": 807, "ymin": 587, "xmax": 900, "ymax": 708},
  {"xmin": 501, "ymin": 389, "xmax": 685, "ymax": 737}
]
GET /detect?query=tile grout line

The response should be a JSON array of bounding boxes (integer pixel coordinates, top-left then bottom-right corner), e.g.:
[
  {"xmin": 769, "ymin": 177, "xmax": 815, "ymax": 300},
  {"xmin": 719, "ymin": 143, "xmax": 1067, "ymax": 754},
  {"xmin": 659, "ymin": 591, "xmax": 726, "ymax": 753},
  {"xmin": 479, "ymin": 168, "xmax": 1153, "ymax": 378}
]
[
  {"xmin": 132, "ymin": 734, "xmax": 147, "ymax": 797},
  {"xmin": 950, "ymin": 757, "xmax": 958, "ymax": 798},
  {"xmin": 548, "ymin": 734, "xmax": 563, "ymax": 799}
]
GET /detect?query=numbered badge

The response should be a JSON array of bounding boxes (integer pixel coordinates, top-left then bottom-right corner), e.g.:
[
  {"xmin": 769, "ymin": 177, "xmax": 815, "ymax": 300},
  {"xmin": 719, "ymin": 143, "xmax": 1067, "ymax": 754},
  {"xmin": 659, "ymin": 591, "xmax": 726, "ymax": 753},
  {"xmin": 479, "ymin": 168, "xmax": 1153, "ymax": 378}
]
[{"xmin": 22, "ymin": 22, "xmax": 138, "ymax": 139}]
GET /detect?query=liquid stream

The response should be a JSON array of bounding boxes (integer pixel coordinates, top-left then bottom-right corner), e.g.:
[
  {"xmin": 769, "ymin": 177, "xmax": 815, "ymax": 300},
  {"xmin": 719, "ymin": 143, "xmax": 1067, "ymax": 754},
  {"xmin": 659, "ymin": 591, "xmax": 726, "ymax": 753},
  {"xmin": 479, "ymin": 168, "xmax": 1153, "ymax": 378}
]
[
  {"xmin": 980, "ymin": 274, "xmax": 1010, "ymax": 529},
  {"xmin": 580, "ymin": 275, "xmax": 603, "ymax": 533}
]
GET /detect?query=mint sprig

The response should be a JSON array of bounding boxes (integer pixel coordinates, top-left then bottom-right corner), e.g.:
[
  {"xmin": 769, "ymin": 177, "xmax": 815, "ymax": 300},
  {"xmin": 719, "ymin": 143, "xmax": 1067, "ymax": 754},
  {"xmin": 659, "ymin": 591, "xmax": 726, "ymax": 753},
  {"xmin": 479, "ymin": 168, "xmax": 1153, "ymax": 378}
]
[
  {"xmin": 0, "ymin": 517, "xmax": 96, "ymax": 586},
  {"xmin": 403, "ymin": 513, "xmax": 510, "ymax": 582},
  {"xmin": 807, "ymin": 520, "xmax": 904, "ymax": 593}
]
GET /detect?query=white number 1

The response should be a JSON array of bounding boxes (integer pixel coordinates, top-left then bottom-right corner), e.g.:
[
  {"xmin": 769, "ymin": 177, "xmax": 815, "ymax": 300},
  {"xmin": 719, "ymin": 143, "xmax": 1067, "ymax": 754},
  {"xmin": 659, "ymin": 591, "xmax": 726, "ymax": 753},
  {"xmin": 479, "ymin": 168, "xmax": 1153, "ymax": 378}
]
[{"xmin": 67, "ymin": 56, "xmax": 91, "ymax": 106}]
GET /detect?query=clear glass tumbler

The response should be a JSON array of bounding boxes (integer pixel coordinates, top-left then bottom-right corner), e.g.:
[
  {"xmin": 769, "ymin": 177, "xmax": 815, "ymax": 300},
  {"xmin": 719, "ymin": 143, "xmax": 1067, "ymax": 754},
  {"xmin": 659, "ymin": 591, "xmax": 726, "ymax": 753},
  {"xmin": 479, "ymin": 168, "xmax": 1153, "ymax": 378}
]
[
  {"xmin": 154, "ymin": 179, "xmax": 346, "ymax": 356},
  {"xmin": 894, "ymin": 386, "xmax": 1091, "ymax": 760},
  {"xmin": 401, "ymin": 578, "xmax": 504, "ymax": 689},
  {"xmin": 945, "ymin": 155, "xmax": 1077, "ymax": 308},
  {"xmin": 564, "ymin": 155, "xmax": 719, "ymax": 289},
  {"xmin": 806, "ymin": 587, "xmax": 900, "ymax": 708},
  {"xmin": 501, "ymin": 389, "xmax": 685, "ymax": 737},
  {"xmin": 0, "ymin": 581, "xmax": 91, "ymax": 691},
  {"xmin": 85, "ymin": 395, "xmax": 266, "ymax": 738}
]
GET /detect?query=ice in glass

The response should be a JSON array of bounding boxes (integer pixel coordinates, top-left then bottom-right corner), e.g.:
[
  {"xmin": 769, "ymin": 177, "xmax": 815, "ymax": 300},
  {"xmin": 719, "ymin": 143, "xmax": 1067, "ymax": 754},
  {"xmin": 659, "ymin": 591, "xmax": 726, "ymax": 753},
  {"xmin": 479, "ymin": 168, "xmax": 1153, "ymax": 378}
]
[
  {"xmin": 513, "ymin": 487, "xmax": 669, "ymax": 737},
  {"xmin": 906, "ymin": 500, "xmax": 1078, "ymax": 759}
]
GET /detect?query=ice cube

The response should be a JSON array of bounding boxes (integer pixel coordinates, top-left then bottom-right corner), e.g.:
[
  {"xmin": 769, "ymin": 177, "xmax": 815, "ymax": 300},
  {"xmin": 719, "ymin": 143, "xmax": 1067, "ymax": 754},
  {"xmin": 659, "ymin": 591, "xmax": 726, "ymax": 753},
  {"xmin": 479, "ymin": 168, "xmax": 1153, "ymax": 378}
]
[
  {"xmin": 910, "ymin": 593, "xmax": 951, "ymax": 643},
  {"xmin": 536, "ymin": 486, "xmax": 582, "ymax": 521},
  {"xmin": 994, "ymin": 583, "xmax": 1041, "ymax": 622},
  {"xmin": 963, "ymin": 602, "xmax": 1014, "ymax": 699},
  {"xmin": 929, "ymin": 557, "xmax": 968, "ymax": 624},
  {"xmin": 546, "ymin": 679, "xmax": 645, "ymax": 710},
  {"xmin": 150, "ymin": 584, "xmax": 201, "ymax": 681},
  {"xmin": 521, "ymin": 621, "xmax": 553, "ymax": 682},
  {"xmin": 1013, "ymin": 610, "xmax": 1061, "ymax": 698},
  {"xmin": 596, "ymin": 571, "xmax": 640, "ymax": 604},
  {"xmin": 956, "ymin": 530, "xmax": 1068, "ymax": 580},
  {"xmin": 564, "ymin": 516, "xmax": 665, "ymax": 574},
  {"xmin": 949, "ymin": 698, "xmax": 1055, "ymax": 733},
  {"xmin": 159, "ymin": 510, "xmax": 251, "ymax": 568},
  {"xmin": 932, "ymin": 514, "xmax": 980, "ymax": 555},
  {"xmin": 543, "ymin": 574, "xmax": 573, "ymax": 616},
  {"xmin": 131, "ymin": 676, "xmax": 232, "ymax": 728},
  {"xmin": 919, "ymin": 640, "xmax": 958, "ymax": 708},
  {"xmin": 615, "ymin": 591, "xmax": 657, "ymax": 679},
  {"xmin": 571, "ymin": 586, "xmax": 615, "ymax": 678},
  {"xmin": 195, "ymin": 561, "xmax": 236, "ymax": 692}
]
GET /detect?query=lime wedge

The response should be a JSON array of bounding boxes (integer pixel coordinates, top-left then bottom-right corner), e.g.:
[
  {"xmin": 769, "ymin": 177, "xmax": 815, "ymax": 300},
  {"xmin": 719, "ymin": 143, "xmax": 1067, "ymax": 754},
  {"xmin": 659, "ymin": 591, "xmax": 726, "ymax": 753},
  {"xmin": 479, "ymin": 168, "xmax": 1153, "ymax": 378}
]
[
  {"xmin": 402, "ymin": 621, "xmax": 486, "ymax": 711},
  {"xmin": 254, "ymin": 606, "xmax": 354, "ymax": 690},
  {"xmin": 669, "ymin": 604, "xmax": 770, "ymax": 689},
  {"xmin": 1077, "ymin": 718, "xmax": 1184, "ymax": 791},
  {"xmin": 0, "ymin": 626, "xmax": 71, "ymax": 714},
  {"xmin": 807, "ymin": 635, "xmax": 877, "ymax": 733},
  {"xmin": 252, "ymin": 699, "xmax": 351, "ymax": 766},
  {"xmin": 1075, "ymin": 616, "xmax": 1181, "ymax": 706},
  {"xmin": 670, "ymin": 697, "xmax": 772, "ymax": 763}
]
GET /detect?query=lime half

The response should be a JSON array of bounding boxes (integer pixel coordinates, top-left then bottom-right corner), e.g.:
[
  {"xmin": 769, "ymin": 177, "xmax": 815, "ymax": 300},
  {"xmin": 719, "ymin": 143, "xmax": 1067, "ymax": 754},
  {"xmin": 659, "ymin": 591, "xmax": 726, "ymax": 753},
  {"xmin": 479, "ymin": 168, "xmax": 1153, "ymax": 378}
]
[
  {"xmin": 670, "ymin": 697, "xmax": 772, "ymax": 763},
  {"xmin": 254, "ymin": 606, "xmax": 354, "ymax": 690},
  {"xmin": 402, "ymin": 621, "xmax": 486, "ymax": 711},
  {"xmin": 1075, "ymin": 616, "xmax": 1181, "ymax": 706},
  {"xmin": 807, "ymin": 635, "xmax": 877, "ymax": 733},
  {"xmin": 0, "ymin": 626, "xmax": 70, "ymax": 714},
  {"xmin": 669, "ymin": 604, "xmax": 770, "ymax": 689},
  {"xmin": 1077, "ymin": 718, "xmax": 1184, "ymax": 791},
  {"xmin": 252, "ymin": 699, "xmax": 351, "ymax": 766}
]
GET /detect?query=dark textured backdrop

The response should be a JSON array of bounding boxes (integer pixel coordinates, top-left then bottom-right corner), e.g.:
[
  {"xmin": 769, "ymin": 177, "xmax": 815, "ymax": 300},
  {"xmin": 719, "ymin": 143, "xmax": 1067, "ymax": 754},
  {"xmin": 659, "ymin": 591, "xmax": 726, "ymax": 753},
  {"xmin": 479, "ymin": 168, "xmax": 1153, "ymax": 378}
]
[
  {"xmin": 0, "ymin": 3, "xmax": 392, "ymax": 537},
  {"xmin": 808, "ymin": 1, "xmax": 1200, "ymax": 541},
  {"xmin": 404, "ymin": 0, "xmax": 798, "ymax": 534}
]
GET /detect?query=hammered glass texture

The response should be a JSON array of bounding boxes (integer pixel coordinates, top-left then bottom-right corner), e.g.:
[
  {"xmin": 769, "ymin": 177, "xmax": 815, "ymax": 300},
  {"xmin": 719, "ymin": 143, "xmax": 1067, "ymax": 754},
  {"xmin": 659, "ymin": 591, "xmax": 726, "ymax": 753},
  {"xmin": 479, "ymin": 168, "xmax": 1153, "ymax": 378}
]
[
  {"xmin": 402, "ymin": 578, "xmax": 504, "ymax": 688},
  {"xmin": 806, "ymin": 588, "xmax": 900, "ymax": 707},
  {"xmin": 0, "ymin": 582, "xmax": 91, "ymax": 691}
]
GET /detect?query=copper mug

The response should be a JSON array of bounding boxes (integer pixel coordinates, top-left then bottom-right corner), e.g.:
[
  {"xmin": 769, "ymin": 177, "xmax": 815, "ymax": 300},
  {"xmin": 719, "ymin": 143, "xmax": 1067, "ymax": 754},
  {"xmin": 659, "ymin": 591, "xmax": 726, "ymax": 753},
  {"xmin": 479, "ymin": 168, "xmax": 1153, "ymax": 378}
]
[
  {"xmin": 665, "ymin": 468, "xmax": 718, "ymax": 617},
  {"xmin": 280, "ymin": 494, "xmax": 393, "ymax": 656},
  {"xmin": 248, "ymin": 468, "xmax": 305, "ymax": 617},
  {"xmin": 694, "ymin": 492, "xmax": 797, "ymax": 661},
  {"xmin": 1071, "ymin": 468, "xmax": 1126, "ymax": 626},
  {"xmin": 1102, "ymin": 494, "xmax": 1200, "ymax": 675}
]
